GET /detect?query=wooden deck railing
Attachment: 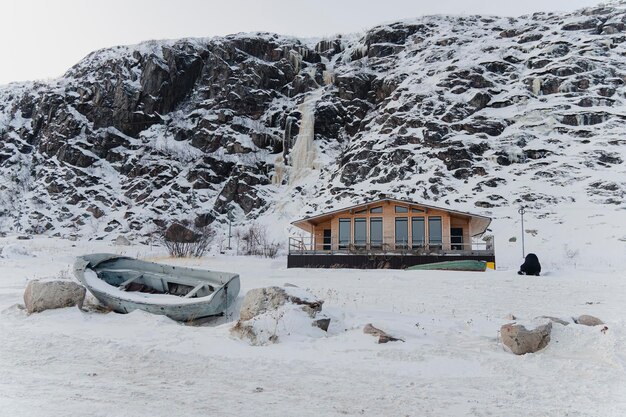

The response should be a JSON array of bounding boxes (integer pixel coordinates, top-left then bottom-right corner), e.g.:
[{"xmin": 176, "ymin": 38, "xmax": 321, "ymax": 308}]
[{"xmin": 288, "ymin": 236, "xmax": 495, "ymax": 256}]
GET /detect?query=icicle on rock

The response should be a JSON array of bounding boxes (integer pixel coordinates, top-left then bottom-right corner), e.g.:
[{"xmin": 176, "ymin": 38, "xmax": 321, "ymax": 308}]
[{"xmin": 271, "ymin": 116, "xmax": 293, "ymax": 185}]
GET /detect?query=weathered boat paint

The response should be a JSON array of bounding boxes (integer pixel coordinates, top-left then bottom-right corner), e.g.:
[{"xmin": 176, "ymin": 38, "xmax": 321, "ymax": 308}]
[
  {"xmin": 74, "ymin": 254, "xmax": 240, "ymax": 321},
  {"xmin": 407, "ymin": 260, "xmax": 487, "ymax": 272}
]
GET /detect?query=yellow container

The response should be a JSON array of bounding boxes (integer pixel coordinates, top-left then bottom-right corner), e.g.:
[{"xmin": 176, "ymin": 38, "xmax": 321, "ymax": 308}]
[{"xmin": 486, "ymin": 262, "xmax": 496, "ymax": 270}]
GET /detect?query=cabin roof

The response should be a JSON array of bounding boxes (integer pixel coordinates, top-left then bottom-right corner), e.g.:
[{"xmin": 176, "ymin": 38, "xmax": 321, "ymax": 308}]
[{"xmin": 291, "ymin": 197, "xmax": 492, "ymax": 237}]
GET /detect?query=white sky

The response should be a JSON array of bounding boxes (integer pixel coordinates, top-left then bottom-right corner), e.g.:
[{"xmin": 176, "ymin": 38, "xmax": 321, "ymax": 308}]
[{"xmin": 1, "ymin": 0, "xmax": 603, "ymax": 85}]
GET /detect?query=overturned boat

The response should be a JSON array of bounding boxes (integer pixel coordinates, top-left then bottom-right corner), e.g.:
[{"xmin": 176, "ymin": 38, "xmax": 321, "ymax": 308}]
[
  {"xmin": 74, "ymin": 254, "xmax": 240, "ymax": 321},
  {"xmin": 407, "ymin": 260, "xmax": 487, "ymax": 272}
]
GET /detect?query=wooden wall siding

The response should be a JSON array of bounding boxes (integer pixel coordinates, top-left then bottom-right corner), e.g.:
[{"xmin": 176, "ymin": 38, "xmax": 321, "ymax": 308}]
[
  {"xmin": 308, "ymin": 201, "xmax": 470, "ymax": 251},
  {"xmin": 313, "ymin": 220, "xmax": 331, "ymax": 246},
  {"xmin": 287, "ymin": 254, "xmax": 496, "ymax": 269},
  {"xmin": 450, "ymin": 215, "xmax": 471, "ymax": 246}
]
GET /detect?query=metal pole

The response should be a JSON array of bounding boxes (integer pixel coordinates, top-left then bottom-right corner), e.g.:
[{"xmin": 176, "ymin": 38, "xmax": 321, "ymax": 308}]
[
  {"xmin": 227, "ymin": 210, "xmax": 232, "ymax": 250},
  {"xmin": 518, "ymin": 206, "xmax": 526, "ymax": 259}
]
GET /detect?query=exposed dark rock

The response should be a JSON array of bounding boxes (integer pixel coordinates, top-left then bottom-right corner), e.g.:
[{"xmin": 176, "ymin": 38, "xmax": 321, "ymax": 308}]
[
  {"xmin": 164, "ymin": 223, "xmax": 200, "ymax": 243},
  {"xmin": 562, "ymin": 19, "xmax": 600, "ymax": 31},
  {"xmin": 1, "ymin": 6, "xmax": 624, "ymax": 237}
]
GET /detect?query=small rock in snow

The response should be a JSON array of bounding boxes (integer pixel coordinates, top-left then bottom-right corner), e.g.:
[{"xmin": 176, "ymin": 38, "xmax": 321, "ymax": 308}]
[
  {"xmin": 363, "ymin": 323, "xmax": 404, "ymax": 344},
  {"xmin": 575, "ymin": 315, "xmax": 604, "ymax": 326},
  {"xmin": 313, "ymin": 318, "xmax": 331, "ymax": 332}
]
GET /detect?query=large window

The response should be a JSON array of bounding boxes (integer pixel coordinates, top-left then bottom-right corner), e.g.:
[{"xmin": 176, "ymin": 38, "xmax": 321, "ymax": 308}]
[
  {"xmin": 412, "ymin": 217, "xmax": 425, "ymax": 247},
  {"xmin": 339, "ymin": 219, "xmax": 351, "ymax": 249},
  {"xmin": 370, "ymin": 217, "xmax": 382, "ymax": 248},
  {"xmin": 370, "ymin": 206, "xmax": 383, "ymax": 213},
  {"xmin": 395, "ymin": 217, "xmax": 408, "ymax": 248},
  {"xmin": 354, "ymin": 218, "xmax": 367, "ymax": 246},
  {"xmin": 428, "ymin": 216, "xmax": 442, "ymax": 247},
  {"xmin": 395, "ymin": 206, "xmax": 408, "ymax": 213}
]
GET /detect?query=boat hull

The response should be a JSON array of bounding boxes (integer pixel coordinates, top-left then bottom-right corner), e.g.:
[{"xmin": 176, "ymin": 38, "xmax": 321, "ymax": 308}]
[
  {"xmin": 407, "ymin": 260, "xmax": 487, "ymax": 272},
  {"xmin": 74, "ymin": 254, "xmax": 240, "ymax": 321}
]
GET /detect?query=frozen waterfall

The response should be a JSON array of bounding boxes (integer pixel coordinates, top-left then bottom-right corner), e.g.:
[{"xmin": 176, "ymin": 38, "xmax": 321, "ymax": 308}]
[{"xmin": 288, "ymin": 90, "xmax": 323, "ymax": 185}]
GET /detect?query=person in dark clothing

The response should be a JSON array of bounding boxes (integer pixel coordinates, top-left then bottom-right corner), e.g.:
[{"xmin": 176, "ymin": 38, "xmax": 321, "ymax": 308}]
[{"xmin": 518, "ymin": 253, "xmax": 541, "ymax": 276}]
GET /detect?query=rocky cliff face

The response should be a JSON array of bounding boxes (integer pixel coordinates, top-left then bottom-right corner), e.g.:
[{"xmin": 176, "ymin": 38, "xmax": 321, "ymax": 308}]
[{"xmin": 0, "ymin": 4, "xmax": 625, "ymax": 238}]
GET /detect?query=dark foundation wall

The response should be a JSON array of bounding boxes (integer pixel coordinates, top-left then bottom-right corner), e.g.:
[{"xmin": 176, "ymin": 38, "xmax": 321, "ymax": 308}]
[{"xmin": 287, "ymin": 254, "xmax": 496, "ymax": 269}]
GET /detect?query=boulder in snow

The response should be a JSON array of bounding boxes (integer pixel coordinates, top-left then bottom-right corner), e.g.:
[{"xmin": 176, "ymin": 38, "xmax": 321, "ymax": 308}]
[
  {"xmin": 500, "ymin": 322, "xmax": 552, "ymax": 355},
  {"xmin": 239, "ymin": 286, "xmax": 323, "ymax": 321},
  {"xmin": 575, "ymin": 315, "xmax": 604, "ymax": 326},
  {"xmin": 23, "ymin": 279, "xmax": 86, "ymax": 314},
  {"xmin": 114, "ymin": 235, "xmax": 131, "ymax": 246},
  {"xmin": 232, "ymin": 286, "xmax": 325, "ymax": 345}
]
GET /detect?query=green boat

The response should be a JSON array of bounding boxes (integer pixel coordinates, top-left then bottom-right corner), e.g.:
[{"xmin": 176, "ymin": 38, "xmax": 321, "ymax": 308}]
[{"xmin": 407, "ymin": 260, "xmax": 487, "ymax": 272}]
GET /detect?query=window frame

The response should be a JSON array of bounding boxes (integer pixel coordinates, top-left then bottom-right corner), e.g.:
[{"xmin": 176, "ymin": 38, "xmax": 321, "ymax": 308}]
[
  {"xmin": 354, "ymin": 218, "xmax": 367, "ymax": 247},
  {"xmin": 411, "ymin": 217, "xmax": 425, "ymax": 248},
  {"xmin": 338, "ymin": 218, "xmax": 351, "ymax": 249},
  {"xmin": 369, "ymin": 217, "xmax": 383, "ymax": 248},
  {"xmin": 428, "ymin": 216, "xmax": 443, "ymax": 248},
  {"xmin": 395, "ymin": 217, "xmax": 409, "ymax": 249}
]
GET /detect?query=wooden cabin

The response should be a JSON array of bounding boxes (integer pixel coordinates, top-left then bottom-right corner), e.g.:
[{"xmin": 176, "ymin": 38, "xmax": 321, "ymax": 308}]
[{"xmin": 288, "ymin": 197, "xmax": 494, "ymax": 269}]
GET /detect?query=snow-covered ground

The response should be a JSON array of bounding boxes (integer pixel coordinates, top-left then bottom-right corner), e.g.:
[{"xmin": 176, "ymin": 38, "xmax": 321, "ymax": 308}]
[{"xmin": 1, "ymin": 235, "xmax": 625, "ymax": 417}]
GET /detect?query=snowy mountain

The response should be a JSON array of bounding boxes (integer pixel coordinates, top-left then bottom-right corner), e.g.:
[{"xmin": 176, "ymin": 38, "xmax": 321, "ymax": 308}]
[{"xmin": 0, "ymin": 3, "xmax": 625, "ymax": 263}]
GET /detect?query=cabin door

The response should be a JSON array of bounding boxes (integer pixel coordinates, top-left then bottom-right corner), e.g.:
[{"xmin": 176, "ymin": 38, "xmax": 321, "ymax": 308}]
[
  {"xmin": 323, "ymin": 229, "xmax": 331, "ymax": 251},
  {"xmin": 450, "ymin": 228, "xmax": 464, "ymax": 250}
]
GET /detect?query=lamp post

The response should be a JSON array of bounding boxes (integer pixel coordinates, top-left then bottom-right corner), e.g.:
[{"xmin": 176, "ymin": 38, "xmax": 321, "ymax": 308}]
[
  {"xmin": 227, "ymin": 208, "xmax": 232, "ymax": 250},
  {"xmin": 518, "ymin": 206, "xmax": 526, "ymax": 259}
]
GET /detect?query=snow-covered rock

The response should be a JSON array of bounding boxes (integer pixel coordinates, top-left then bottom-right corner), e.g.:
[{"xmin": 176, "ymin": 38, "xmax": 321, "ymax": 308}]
[
  {"xmin": 0, "ymin": 3, "xmax": 624, "ymax": 245},
  {"xmin": 239, "ymin": 286, "xmax": 323, "ymax": 321},
  {"xmin": 501, "ymin": 321, "xmax": 552, "ymax": 355},
  {"xmin": 23, "ymin": 279, "xmax": 86, "ymax": 314},
  {"xmin": 232, "ymin": 286, "xmax": 326, "ymax": 345},
  {"xmin": 114, "ymin": 235, "xmax": 131, "ymax": 246},
  {"xmin": 0, "ymin": 244, "xmax": 33, "ymax": 259}
]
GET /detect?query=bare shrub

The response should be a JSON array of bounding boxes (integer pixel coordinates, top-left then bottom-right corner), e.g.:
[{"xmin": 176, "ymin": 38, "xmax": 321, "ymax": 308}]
[
  {"xmin": 161, "ymin": 222, "xmax": 213, "ymax": 258},
  {"xmin": 238, "ymin": 223, "xmax": 282, "ymax": 258}
]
